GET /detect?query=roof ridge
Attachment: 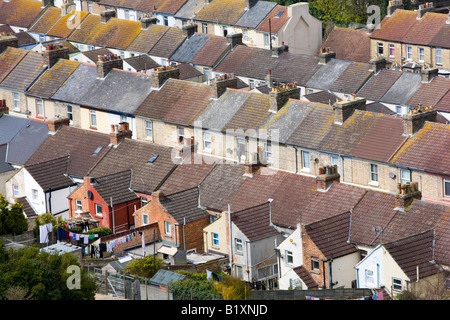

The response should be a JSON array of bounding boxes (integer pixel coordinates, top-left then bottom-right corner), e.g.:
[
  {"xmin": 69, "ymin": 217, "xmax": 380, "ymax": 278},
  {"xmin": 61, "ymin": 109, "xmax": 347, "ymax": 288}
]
[{"xmin": 25, "ymin": 153, "xmax": 70, "ymax": 169}]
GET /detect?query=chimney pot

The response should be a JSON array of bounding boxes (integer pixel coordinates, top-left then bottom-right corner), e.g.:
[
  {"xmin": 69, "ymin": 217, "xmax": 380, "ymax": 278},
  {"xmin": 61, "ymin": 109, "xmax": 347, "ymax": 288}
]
[
  {"xmin": 333, "ymin": 97, "xmax": 366, "ymax": 124},
  {"xmin": 110, "ymin": 121, "xmax": 132, "ymax": 145},
  {"xmin": 42, "ymin": 45, "xmax": 70, "ymax": 68},
  {"xmin": 269, "ymin": 84, "xmax": 300, "ymax": 112},
  {"xmin": 396, "ymin": 181, "xmax": 421, "ymax": 207},
  {"xmin": 209, "ymin": 74, "xmax": 238, "ymax": 98},
  {"xmin": 151, "ymin": 65, "xmax": 180, "ymax": 88},
  {"xmin": 97, "ymin": 55, "xmax": 123, "ymax": 78},
  {"xmin": 47, "ymin": 117, "xmax": 70, "ymax": 133},
  {"xmin": 402, "ymin": 106, "xmax": 436, "ymax": 135}
]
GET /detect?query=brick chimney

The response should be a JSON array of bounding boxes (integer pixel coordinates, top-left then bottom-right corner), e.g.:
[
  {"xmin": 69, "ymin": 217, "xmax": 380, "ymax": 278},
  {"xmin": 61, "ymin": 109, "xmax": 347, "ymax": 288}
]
[
  {"xmin": 265, "ymin": 69, "xmax": 273, "ymax": 88},
  {"xmin": 141, "ymin": 16, "xmax": 157, "ymax": 29},
  {"xmin": 421, "ymin": 67, "xmax": 439, "ymax": 83},
  {"xmin": 387, "ymin": 0, "xmax": 404, "ymax": 16},
  {"xmin": 182, "ymin": 23, "xmax": 198, "ymax": 38},
  {"xmin": 272, "ymin": 43, "xmax": 288, "ymax": 57},
  {"xmin": 333, "ymin": 95, "xmax": 366, "ymax": 124},
  {"xmin": 110, "ymin": 122, "xmax": 132, "ymax": 146},
  {"xmin": 417, "ymin": 2, "xmax": 435, "ymax": 19},
  {"xmin": 152, "ymin": 190, "xmax": 164, "ymax": 200},
  {"xmin": 316, "ymin": 165, "xmax": 340, "ymax": 190},
  {"xmin": 395, "ymin": 181, "xmax": 421, "ymax": 208},
  {"xmin": 369, "ymin": 56, "xmax": 386, "ymax": 73},
  {"xmin": 0, "ymin": 33, "xmax": 18, "ymax": 54},
  {"xmin": 61, "ymin": 1, "xmax": 75, "ymax": 16},
  {"xmin": 318, "ymin": 48, "xmax": 336, "ymax": 64},
  {"xmin": 269, "ymin": 83, "xmax": 300, "ymax": 112},
  {"xmin": 97, "ymin": 54, "xmax": 123, "ymax": 78},
  {"xmin": 209, "ymin": 73, "xmax": 238, "ymax": 98},
  {"xmin": 0, "ymin": 99, "xmax": 9, "ymax": 116},
  {"xmin": 47, "ymin": 116, "xmax": 70, "ymax": 133},
  {"xmin": 245, "ymin": 0, "xmax": 257, "ymax": 9},
  {"xmin": 402, "ymin": 105, "xmax": 436, "ymax": 135},
  {"xmin": 100, "ymin": 10, "xmax": 116, "ymax": 23},
  {"xmin": 42, "ymin": 43, "xmax": 70, "ymax": 68},
  {"xmin": 226, "ymin": 33, "xmax": 243, "ymax": 48},
  {"xmin": 151, "ymin": 65, "xmax": 180, "ymax": 88}
]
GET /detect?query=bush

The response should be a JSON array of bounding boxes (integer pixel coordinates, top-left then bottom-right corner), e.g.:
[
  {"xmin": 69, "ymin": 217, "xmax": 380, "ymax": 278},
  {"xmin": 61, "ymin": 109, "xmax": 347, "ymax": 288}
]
[
  {"xmin": 0, "ymin": 195, "xmax": 28, "ymax": 235},
  {"xmin": 171, "ymin": 278, "xmax": 223, "ymax": 300},
  {"xmin": 124, "ymin": 255, "xmax": 164, "ymax": 278},
  {"xmin": 85, "ymin": 227, "xmax": 112, "ymax": 238}
]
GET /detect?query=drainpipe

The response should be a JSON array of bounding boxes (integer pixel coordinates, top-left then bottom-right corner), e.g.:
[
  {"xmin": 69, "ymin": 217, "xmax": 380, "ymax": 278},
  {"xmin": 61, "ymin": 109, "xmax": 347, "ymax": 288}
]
[
  {"xmin": 183, "ymin": 217, "xmax": 186, "ymax": 251},
  {"xmin": 246, "ymin": 240, "xmax": 250, "ymax": 281},
  {"xmin": 228, "ymin": 204, "xmax": 233, "ymax": 275}
]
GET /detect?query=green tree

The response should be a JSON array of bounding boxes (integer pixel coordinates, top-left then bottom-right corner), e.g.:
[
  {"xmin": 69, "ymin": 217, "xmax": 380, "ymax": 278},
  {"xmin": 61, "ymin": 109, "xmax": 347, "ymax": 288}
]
[
  {"xmin": 214, "ymin": 276, "xmax": 252, "ymax": 300},
  {"xmin": 0, "ymin": 194, "xmax": 28, "ymax": 235},
  {"xmin": 124, "ymin": 255, "xmax": 164, "ymax": 278},
  {"xmin": 170, "ymin": 278, "xmax": 223, "ymax": 300},
  {"xmin": 0, "ymin": 240, "xmax": 96, "ymax": 300}
]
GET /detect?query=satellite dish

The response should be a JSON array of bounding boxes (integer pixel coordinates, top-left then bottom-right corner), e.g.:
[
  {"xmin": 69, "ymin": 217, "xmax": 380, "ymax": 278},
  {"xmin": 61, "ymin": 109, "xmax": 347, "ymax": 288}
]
[{"xmin": 389, "ymin": 172, "xmax": 396, "ymax": 179}]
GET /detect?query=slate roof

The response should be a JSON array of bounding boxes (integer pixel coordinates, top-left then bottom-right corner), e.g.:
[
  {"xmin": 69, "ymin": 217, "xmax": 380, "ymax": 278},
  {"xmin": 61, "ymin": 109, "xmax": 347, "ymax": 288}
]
[
  {"xmin": 126, "ymin": 24, "xmax": 169, "ymax": 54},
  {"xmin": 383, "ymin": 230, "xmax": 438, "ymax": 280},
  {"xmin": 406, "ymin": 76, "xmax": 450, "ymax": 108},
  {"xmin": 160, "ymin": 187, "xmax": 209, "ymax": 223},
  {"xmin": 306, "ymin": 59, "xmax": 352, "ymax": 91},
  {"xmin": 0, "ymin": 144, "xmax": 13, "ymax": 174},
  {"xmin": 292, "ymin": 266, "xmax": 319, "ymax": 289},
  {"xmin": 0, "ymin": 0, "xmax": 45, "ymax": 28},
  {"xmin": 194, "ymin": 0, "xmax": 248, "ymax": 25},
  {"xmin": 390, "ymin": 122, "xmax": 450, "ymax": 175},
  {"xmin": 150, "ymin": 269, "xmax": 186, "ymax": 286},
  {"xmin": 134, "ymin": 78, "xmax": 213, "ymax": 125},
  {"xmin": 92, "ymin": 170, "xmax": 138, "ymax": 206},
  {"xmin": 148, "ymin": 27, "xmax": 186, "ymax": 58},
  {"xmin": 175, "ymin": 0, "xmax": 208, "ymax": 20},
  {"xmin": 189, "ymin": 35, "xmax": 230, "ymax": 67},
  {"xmin": 170, "ymin": 33, "xmax": 210, "ymax": 63},
  {"xmin": 256, "ymin": 4, "xmax": 289, "ymax": 33},
  {"xmin": 304, "ymin": 211, "xmax": 359, "ymax": 259},
  {"xmin": 0, "ymin": 114, "xmax": 30, "ymax": 144},
  {"xmin": 6, "ymin": 119, "xmax": 49, "ymax": 166},
  {"xmin": 328, "ymin": 61, "xmax": 373, "ymax": 94},
  {"xmin": 26, "ymin": 59, "xmax": 80, "ymax": 99},
  {"xmin": 0, "ymin": 50, "xmax": 46, "ymax": 92},
  {"xmin": 88, "ymin": 138, "xmax": 176, "ymax": 194},
  {"xmin": 124, "ymin": 55, "xmax": 160, "ymax": 71},
  {"xmin": 26, "ymin": 125, "xmax": 112, "ymax": 179},
  {"xmin": 379, "ymin": 71, "xmax": 422, "ymax": 105},
  {"xmin": 0, "ymin": 47, "xmax": 28, "ymax": 84},
  {"xmin": 235, "ymin": 1, "xmax": 277, "ymax": 29},
  {"xmin": 76, "ymin": 69, "xmax": 153, "ymax": 114},
  {"xmin": 231, "ymin": 202, "xmax": 279, "ymax": 241},
  {"xmin": 25, "ymin": 155, "xmax": 74, "ymax": 191},
  {"xmin": 318, "ymin": 27, "xmax": 371, "ymax": 63},
  {"xmin": 356, "ymin": 69, "xmax": 403, "ymax": 102}
]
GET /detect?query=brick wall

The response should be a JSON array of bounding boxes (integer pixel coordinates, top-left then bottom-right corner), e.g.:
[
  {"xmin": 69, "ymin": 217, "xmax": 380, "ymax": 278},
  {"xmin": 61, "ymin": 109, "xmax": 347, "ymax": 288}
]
[{"xmin": 301, "ymin": 224, "xmax": 327, "ymax": 288}]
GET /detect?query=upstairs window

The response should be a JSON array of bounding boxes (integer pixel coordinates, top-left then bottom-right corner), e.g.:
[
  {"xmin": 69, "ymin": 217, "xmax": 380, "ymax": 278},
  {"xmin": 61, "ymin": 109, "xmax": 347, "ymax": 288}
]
[
  {"xmin": 444, "ymin": 179, "xmax": 450, "ymax": 197},
  {"xmin": 212, "ymin": 233, "xmax": 219, "ymax": 246},
  {"xmin": 164, "ymin": 221, "xmax": 171, "ymax": 236},
  {"xmin": 285, "ymin": 250, "xmax": 293, "ymax": 264},
  {"xmin": 13, "ymin": 92, "xmax": 20, "ymax": 111},
  {"xmin": 203, "ymin": 131, "xmax": 211, "ymax": 152},
  {"xmin": 302, "ymin": 150, "xmax": 310, "ymax": 171},
  {"xmin": 370, "ymin": 164, "xmax": 378, "ymax": 183},
  {"xmin": 418, "ymin": 47, "xmax": 425, "ymax": 62},
  {"xmin": 406, "ymin": 46, "xmax": 412, "ymax": 60},
  {"xmin": 36, "ymin": 99, "xmax": 44, "ymax": 118},
  {"xmin": 235, "ymin": 238, "xmax": 243, "ymax": 253},
  {"xmin": 67, "ymin": 105, "xmax": 73, "ymax": 121},
  {"xmin": 436, "ymin": 48, "xmax": 442, "ymax": 65},
  {"xmin": 400, "ymin": 169, "xmax": 411, "ymax": 185},
  {"xmin": 95, "ymin": 204, "xmax": 102, "ymax": 216},
  {"xmin": 90, "ymin": 109, "xmax": 97, "ymax": 127},
  {"xmin": 264, "ymin": 33, "xmax": 270, "ymax": 47},
  {"xmin": 145, "ymin": 120, "xmax": 152, "ymax": 139},
  {"xmin": 377, "ymin": 42, "xmax": 383, "ymax": 55},
  {"xmin": 389, "ymin": 44, "xmax": 395, "ymax": 57}
]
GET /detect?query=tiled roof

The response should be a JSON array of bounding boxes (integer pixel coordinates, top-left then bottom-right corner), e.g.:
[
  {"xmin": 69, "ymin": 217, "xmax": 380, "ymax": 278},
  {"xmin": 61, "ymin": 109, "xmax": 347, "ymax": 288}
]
[
  {"xmin": 428, "ymin": 23, "xmax": 450, "ymax": 49},
  {"xmin": 369, "ymin": 9, "xmax": 418, "ymax": 42},
  {"xmin": 124, "ymin": 55, "xmax": 160, "ymax": 71},
  {"xmin": 213, "ymin": 44, "xmax": 254, "ymax": 75},
  {"xmin": 303, "ymin": 90, "xmax": 339, "ymax": 105},
  {"xmin": 126, "ymin": 24, "xmax": 169, "ymax": 54},
  {"xmin": 160, "ymin": 187, "xmax": 209, "ymax": 223},
  {"xmin": 356, "ymin": 69, "xmax": 403, "ymax": 102},
  {"xmin": 318, "ymin": 27, "xmax": 371, "ymax": 63},
  {"xmin": 329, "ymin": 61, "xmax": 373, "ymax": 94},
  {"xmin": 68, "ymin": 13, "xmax": 102, "ymax": 44},
  {"xmin": 406, "ymin": 76, "xmax": 450, "ymax": 108},
  {"xmin": 231, "ymin": 202, "xmax": 279, "ymax": 241},
  {"xmin": 28, "ymin": 6, "xmax": 62, "ymax": 35},
  {"xmin": 175, "ymin": 0, "xmax": 207, "ymax": 19},
  {"xmin": 401, "ymin": 12, "xmax": 448, "ymax": 46},
  {"xmin": 25, "ymin": 155, "xmax": 74, "ymax": 191},
  {"xmin": 390, "ymin": 122, "xmax": 450, "ymax": 175},
  {"xmin": 306, "ymin": 59, "xmax": 352, "ymax": 91},
  {"xmin": 0, "ymin": 0, "xmax": 45, "ymax": 28},
  {"xmin": 134, "ymin": 78, "xmax": 213, "ymax": 125},
  {"xmin": 194, "ymin": 0, "xmax": 248, "ymax": 25},
  {"xmin": 0, "ymin": 47, "xmax": 28, "ymax": 84},
  {"xmin": 293, "ymin": 266, "xmax": 319, "ymax": 289},
  {"xmin": 0, "ymin": 50, "xmax": 46, "ymax": 92},
  {"xmin": 170, "ymin": 33, "xmax": 211, "ymax": 63},
  {"xmin": 0, "ymin": 25, "xmax": 36, "ymax": 47},
  {"xmin": 190, "ymin": 35, "xmax": 230, "ymax": 67},
  {"xmin": 47, "ymin": 11, "xmax": 89, "ymax": 39},
  {"xmin": 16, "ymin": 196, "xmax": 37, "ymax": 218},
  {"xmin": 27, "ymin": 59, "xmax": 80, "ymax": 98},
  {"xmin": 88, "ymin": 138, "xmax": 176, "ymax": 194},
  {"xmin": 92, "ymin": 170, "xmax": 138, "ymax": 206},
  {"xmin": 156, "ymin": 0, "xmax": 188, "ymax": 15},
  {"xmin": 80, "ymin": 47, "xmax": 113, "ymax": 63},
  {"xmin": 384, "ymin": 230, "xmax": 438, "ymax": 280},
  {"xmin": 26, "ymin": 125, "xmax": 112, "ymax": 179},
  {"xmin": 148, "ymin": 27, "xmax": 186, "ymax": 58},
  {"xmin": 365, "ymin": 102, "xmax": 396, "ymax": 115},
  {"xmin": 177, "ymin": 62, "xmax": 203, "ymax": 80},
  {"xmin": 304, "ymin": 211, "xmax": 359, "ymax": 259},
  {"xmin": 379, "ymin": 71, "xmax": 422, "ymax": 105},
  {"xmin": 235, "ymin": 1, "xmax": 277, "ymax": 29},
  {"xmin": 435, "ymin": 90, "xmax": 450, "ymax": 113},
  {"xmin": 98, "ymin": 0, "xmax": 187, "ymax": 15},
  {"xmin": 256, "ymin": 4, "xmax": 289, "ymax": 33}
]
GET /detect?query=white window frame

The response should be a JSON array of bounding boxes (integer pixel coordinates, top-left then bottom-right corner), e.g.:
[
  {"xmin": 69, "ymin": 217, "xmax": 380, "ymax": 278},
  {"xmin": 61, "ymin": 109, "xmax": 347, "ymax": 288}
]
[
  {"xmin": 75, "ymin": 199, "xmax": 82, "ymax": 212},
  {"xmin": 164, "ymin": 221, "xmax": 171, "ymax": 236},
  {"xmin": 142, "ymin": 213, "xmax": 149, "ymax": 225},
  {"xmin": 436, "ymin": 48, "xmax": 442, "ymax": 66},
  {"xmin": 66, "ymin": 105, "xmax": 73, "ymax": 122},
  {"xmin": 389, "ymin": 44, "xmax": 395, "ymax": 57},
  {"xmin": 95, "ymin": 203, "xmax": 102, "ymax": 216},
  {"xmin": 370, "ymin": 164, "xmax": 378, "ymax": 184},
  {"xmin": 12, "ymin": 184, "xmax": 19, "ymax": 198},
  {"xmin": 400, "ymin": 169, "xmax": 411, "ymax": 185},
  {"xmin": 396, "ymin": 106, "xmax": 402, "ymax": 116},
  {"xmin": 212, "ymin": 232, "xmax": 219, "ymax": 247},
  {"xmin": 264, "ymin": 33, "xmax": 269, "ymax": 47},
  {"xmin": 203, "ymin": 131, "xmax": 211, "ymax": 153},
  {"xmin": 12, "ymin": 92, "xmax": 20, "ymax": 111},
  {"xmin": 406, "ymin": 45, "xmax": 412, "ymax": 60},
  {"xmin": 202, "ymin": 23, "xmax": 207, "ymax": 34},
  {"xmin": 265, "ymin": 142, "xmax": 273, "ymax": 164},
  {"xmin": 285, "ymin": 250, "xmax": 293, "ymax": 264},
  {"xmin": 235, "ymin": 238, "xmax": 243, "ymax": 253},
  {"xmin": 418, "ymin": 47, "xmax": 424, "ymax": 62},
  {"xmin": 32, "ymin": 189, "xmax": 38, "ymax": 202},
  {"xmin": 365, "ymin": 269, "xmax": 374, "ymax": 285},
  {"xmin": 145, "ymin": 120, "xmax": 152, "ymax": 139},
  {"xmin": 444, "ymin": 179, "xmax": 450, "ymax": 197},
  {"xmin": 243, "ymin": 28, "xmax": 249, "ymax": 41},
  {"xmin": 36, "ymin": 99, "xmax": 44, "ymax": 118},
  {"xmin": 177, "ymin": 126, "xmax": 184, "ymax": 143},
  {"xmin": 140, "ymin": 196, "xmax": 148, "ymax": 207},
  {"xmin": 87, "ymin": 1, "xmax": 93, "ymax": 13},
  {"xmin": 301, "ymin": 150, "xmax": 310, "ymax": 171},
  {"xmin": 331, "ymin": 155, "xmax": 339, "ymax": 172},
  {"xmin": 392, "ymin": 277, "xmax": 403, "ymax": 291},
  {"xmin": 90, "ymin": 109, "xmax": 97, "ymax": 127}
]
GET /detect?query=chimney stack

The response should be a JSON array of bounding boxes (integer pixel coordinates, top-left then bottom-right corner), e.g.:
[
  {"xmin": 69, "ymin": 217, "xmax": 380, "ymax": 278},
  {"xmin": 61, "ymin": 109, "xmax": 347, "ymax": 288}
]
[
  {"xmin": 182, "ymin": 23, "xmax": 198, "ymax": 38},
  {"xmin": 209, "ymin": 73, "xmax": 238, "ymax": 98},
  {"xmin": 42, "ymin": 43, "xmax": 70, "ymax": 68},
  {"xmin": 152, "ymin": 190, "xmax": 164, "ymax": 200},
  {"xmin": 369, "ymin": 56, "xmax": 386, "ymax": 73},
  {"xmin": 316, "ymin": 165, "xmax": 340, "ymax": 190},
  {"xmin": 245, "ymin": 0, "xmax": 257, "ymax": 9},
  {"xmin": 421, "ymin": 67, "xmax": 439, "ymax": 83},
  {"xmin": 272, "ymin": 43, "xmax": 288, "ymax": 57},
  {"xmin": 333, "ymin": 95, "xmax": 366, "ymax": 124},
  {"xmin": 0, "ymin": 33, "xmax": 18, "ymax": 54},
  {"xmin": 395, "ymin": 181, "xmax": 421, "ymax": 208},
  {"xmin": 318, "ymin": 47, "xmax": 336, "ymax": 64},
  {"xmin": 100, "ymin": 10, "xmax": 116, "ymax": 23},
  {"xmin": 269, "ymin": 83, "xmax": 300, "ymax": 112},
  {"xmin": 417, "ymin": 2, "xmax": 435, "ymax": 19},
  {"xmin": 0, "ymin": 99, "xmax": 9, "ymax": 116},
  {"xmin": 265, "ymin": 69, "xmax": 273, "ymax": 88},
  {"xmin": 387, "ymin": 0, "xmax": 404, "ymax": 16},
  {"xmin": 60, "ymin": 1, "xmax": 75, "ymax": 16},
  {"xmin": 226, "ymin": 33, "xmax": 243, "ymax": 48},
  {"xmin": 141, "ymin": 15, "xmax": 157, "ymax": 29},
  {"xmin": 110, "ymin": 122, "xmax": 132, "ymax": 146},
  {"xmin": 402, "ymin": 105, "xmax": 437, "ymax": 135},
  {"xmin": 97, "ymin": 54, "xmax": 123, "ymax": 78},
  {"xmin": 47, "ymin": 116, "xmax": 70, "ymax": 133},
  {"xmin": 151, "ymin": 65, "xmax": 180, "ymax": 88}
]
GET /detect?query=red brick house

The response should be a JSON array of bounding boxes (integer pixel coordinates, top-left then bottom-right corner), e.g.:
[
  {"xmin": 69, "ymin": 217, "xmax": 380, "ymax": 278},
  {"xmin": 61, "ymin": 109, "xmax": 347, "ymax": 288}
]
[
  {"xmin": 134, "ymin": 187, "xmax": 211, "ymax": 253},
  {"xmin": 68, "ymin": 169, "xmax": 141, "ymax": 233}
]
